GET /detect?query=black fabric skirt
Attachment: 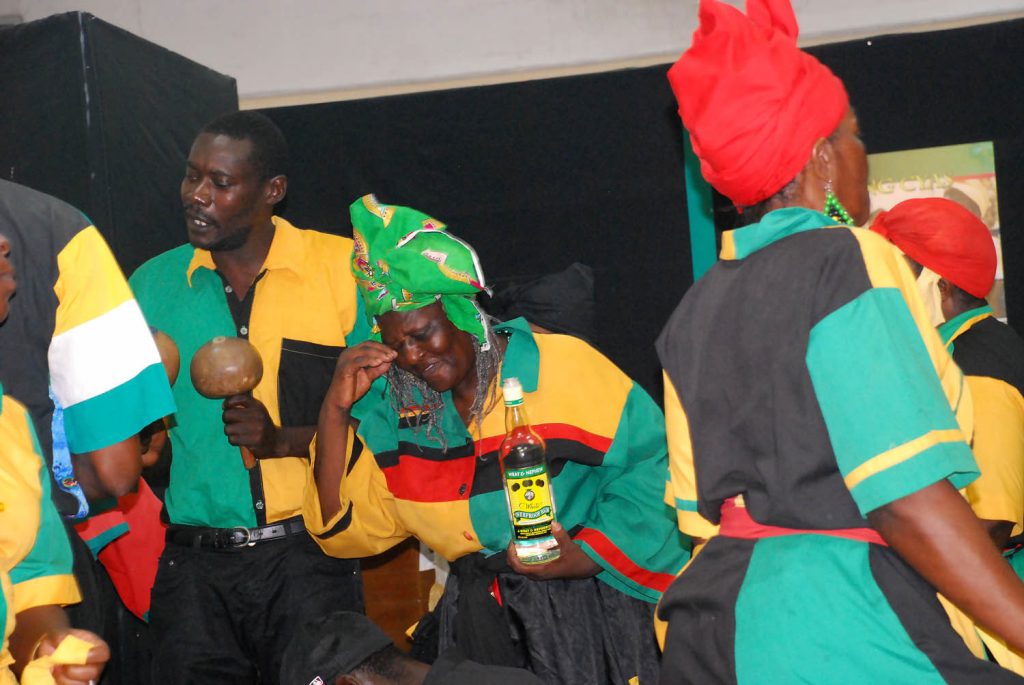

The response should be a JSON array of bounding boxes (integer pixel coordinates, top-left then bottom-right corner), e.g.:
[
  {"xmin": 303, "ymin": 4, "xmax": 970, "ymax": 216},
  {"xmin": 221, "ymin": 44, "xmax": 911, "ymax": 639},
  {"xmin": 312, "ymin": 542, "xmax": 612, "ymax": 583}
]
[{"xmin": 429, "ymin": 551, "xmax": 660, "ymax": 685}]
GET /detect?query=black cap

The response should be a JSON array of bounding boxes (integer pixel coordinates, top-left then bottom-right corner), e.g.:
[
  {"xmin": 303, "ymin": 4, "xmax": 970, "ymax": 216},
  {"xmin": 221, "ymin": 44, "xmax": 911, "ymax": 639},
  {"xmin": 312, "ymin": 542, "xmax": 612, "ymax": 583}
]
[{"xmin": 280, "ymin": 611, "xmax": 393, "ymax": 685}]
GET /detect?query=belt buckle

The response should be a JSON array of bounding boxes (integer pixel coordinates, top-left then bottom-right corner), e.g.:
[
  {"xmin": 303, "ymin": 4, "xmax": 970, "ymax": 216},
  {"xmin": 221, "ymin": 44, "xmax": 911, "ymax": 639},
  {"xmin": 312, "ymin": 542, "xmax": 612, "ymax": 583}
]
[{"xmin": 230, "ymin": 527, "xmax": 256, "ymax": 548}]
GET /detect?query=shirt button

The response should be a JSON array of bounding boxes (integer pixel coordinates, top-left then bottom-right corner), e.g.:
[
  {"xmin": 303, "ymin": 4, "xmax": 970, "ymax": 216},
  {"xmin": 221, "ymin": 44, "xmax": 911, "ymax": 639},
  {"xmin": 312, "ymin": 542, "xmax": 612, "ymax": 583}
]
[
  {"xmin": 255, "ymin": 500, "xmax": 264, "ymax": 510},
  {"xmin": 462, "ymin": 531, "xmax": 473, "ymax": 541},
  {"xmin": 458, "ymin": 484, "xmax": 467, "ymax": 495},
  {"xmin": 225, "ymin": 285, "xmax": 233, "ymax": 293},
  {"xmin": 240, "ymin": 326, "xmax": 248, "ymax": 335}
]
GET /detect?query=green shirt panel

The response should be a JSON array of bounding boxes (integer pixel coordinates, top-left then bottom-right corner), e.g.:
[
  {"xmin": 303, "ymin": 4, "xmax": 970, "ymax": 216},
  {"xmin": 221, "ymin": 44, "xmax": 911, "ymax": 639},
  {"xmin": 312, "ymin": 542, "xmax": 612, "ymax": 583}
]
[
  {"xmin": 726, "ymin": 207, "xmax": 838, "ymax": 260},
  {"xmin": 130, "ymin": 245, "xmax": 254, "ymax": 527},
  {"xmin": 735, "ymin": 535, "xmax": 947, "ymax": 684},
  {"xmin": 807, "ymin": 287, "xmax": 978, "ymax": 515},
  {"xmin": 10, "ymin": 425, "xmax": 74, "ymax": 587}
]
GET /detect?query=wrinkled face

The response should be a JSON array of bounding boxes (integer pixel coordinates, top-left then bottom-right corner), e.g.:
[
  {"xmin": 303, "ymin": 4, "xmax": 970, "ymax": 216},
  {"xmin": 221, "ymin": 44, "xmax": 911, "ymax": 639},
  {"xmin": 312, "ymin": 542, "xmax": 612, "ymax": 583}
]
[
  {"xmin": 378, "ymin": 302, "xmax": 476, "ymax": 394},
  {"xmin": 181, "ymin": 133, "xmax": 267, "ymax": 251},
  {"xmin": 831, "ymin": 108, "xmax": 870, "ymax": 225},
  {"xmin": 0, "ymin": 235, "xmax": 15, "ymax": 322}
]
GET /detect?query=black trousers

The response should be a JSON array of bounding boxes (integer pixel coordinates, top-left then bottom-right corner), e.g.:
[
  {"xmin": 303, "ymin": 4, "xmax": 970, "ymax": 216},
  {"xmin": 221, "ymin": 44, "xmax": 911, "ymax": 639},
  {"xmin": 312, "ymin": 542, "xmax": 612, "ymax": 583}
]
[{"xmin": 149, "ymin": 532, "xmax": 363, "ymax": 685}]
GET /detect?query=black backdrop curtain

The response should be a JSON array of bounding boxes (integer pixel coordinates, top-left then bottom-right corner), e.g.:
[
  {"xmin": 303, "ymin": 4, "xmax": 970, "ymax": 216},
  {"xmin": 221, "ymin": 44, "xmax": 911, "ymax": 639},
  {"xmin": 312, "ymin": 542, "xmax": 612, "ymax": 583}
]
[
  {"xmin": 0, "ymin": 12, "xmax": 237, "ymax": 275},
  {"xmin": 263, "ymin": 18, "xmax": 1024, "ymax": 399},
  {"xmin": 262, "ymin": 67, "xmax": 691, "ymax": 396},
  {"xmin": 260, "ymin": 17, "xmax": 1024, "ymax": 399}
]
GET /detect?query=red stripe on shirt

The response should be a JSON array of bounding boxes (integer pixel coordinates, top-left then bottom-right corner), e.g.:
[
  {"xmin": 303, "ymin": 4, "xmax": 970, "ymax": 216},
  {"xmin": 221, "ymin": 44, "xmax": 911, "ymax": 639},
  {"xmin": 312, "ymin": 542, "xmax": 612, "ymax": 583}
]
[
  {"xmin": 719, "ymin": 496, "xmax": 888, "ymax": 546},
  {"xmin": 574, "ymin": 527, "xmax": 676, "ymax": 593},
  {"xmin": 476, "ymin": 423, "xmax": 614, "ymax": 457},
  {"xmin": 381, "ymin": 454, "xmax": 475, "ymax": 502}
]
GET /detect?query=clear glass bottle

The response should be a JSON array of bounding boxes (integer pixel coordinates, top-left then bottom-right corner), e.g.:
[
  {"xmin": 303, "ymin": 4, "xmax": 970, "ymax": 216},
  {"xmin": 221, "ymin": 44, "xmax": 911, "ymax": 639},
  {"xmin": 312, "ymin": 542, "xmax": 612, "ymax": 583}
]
[{"xmin": 499, "ymin": 377, "xmax": 559, "ymax": 564}]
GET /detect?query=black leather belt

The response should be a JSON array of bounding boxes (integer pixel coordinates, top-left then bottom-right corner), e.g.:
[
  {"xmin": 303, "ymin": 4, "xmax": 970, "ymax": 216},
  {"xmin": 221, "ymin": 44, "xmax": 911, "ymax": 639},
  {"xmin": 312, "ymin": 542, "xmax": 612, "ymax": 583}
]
[{"xmin": 166, "ymin": 516, "xmax": 307, "ymax": 550}]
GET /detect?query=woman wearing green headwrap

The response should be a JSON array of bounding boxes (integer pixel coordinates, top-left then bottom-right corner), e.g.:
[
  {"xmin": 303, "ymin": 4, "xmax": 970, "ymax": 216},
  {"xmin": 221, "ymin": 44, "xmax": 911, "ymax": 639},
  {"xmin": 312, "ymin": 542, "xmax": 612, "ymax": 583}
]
[{"xmin": 303, "ymin": 195, "xmax": 690, "ymax": 684}]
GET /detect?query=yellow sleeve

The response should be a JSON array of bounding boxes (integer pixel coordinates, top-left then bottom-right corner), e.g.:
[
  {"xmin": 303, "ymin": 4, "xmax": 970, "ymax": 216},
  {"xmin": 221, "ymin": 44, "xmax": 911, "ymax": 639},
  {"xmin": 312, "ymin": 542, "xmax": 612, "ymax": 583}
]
[
  {"xmin": 53, "ymin": 225, "xmax": 134, "ymax": 335},
  {"xmin": 963, "ymin": 375, "xmax": 1024, "ymax": 536},
  {"xmin": 3, "ymin": 397, "xmax": 81, "ymax": 611},
  {"xmin": 663, "ymin": 371, "xmax": 719, "ymax": 539},
  {"xmin": 303, "ymin": 428, "xmax": 411, "ymax": 558},
  {"xmin": 11, "ymin": 575, "xmax": 81, "ymax": 613}
]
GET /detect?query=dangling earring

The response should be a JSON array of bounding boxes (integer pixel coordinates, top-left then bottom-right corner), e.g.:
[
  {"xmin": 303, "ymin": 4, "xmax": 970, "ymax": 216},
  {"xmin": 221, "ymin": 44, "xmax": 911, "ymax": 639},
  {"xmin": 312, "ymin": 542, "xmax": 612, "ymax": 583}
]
[{"xmin": 823, "ymin": 180, "xmax": 854, "ymax": 225}]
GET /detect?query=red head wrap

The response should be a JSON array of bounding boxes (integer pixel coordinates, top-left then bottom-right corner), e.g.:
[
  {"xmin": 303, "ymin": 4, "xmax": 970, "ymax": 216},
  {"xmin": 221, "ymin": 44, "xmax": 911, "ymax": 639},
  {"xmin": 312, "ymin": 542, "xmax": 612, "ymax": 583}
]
[
  {"xmin": 668, "ymin": 0, "xmax": 849, "ymax": 207},
  {"xmin": 870, "ymin": 198, "xmax": 996, "ymax": 298}
]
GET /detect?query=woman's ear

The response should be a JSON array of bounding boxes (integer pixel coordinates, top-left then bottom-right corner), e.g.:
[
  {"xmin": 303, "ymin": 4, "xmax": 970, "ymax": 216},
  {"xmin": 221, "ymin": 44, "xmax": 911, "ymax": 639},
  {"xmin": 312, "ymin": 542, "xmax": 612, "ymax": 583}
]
[
  {"xmin": 937, "ymin": 278, "xmax": 959, "ymax": 321},
  {"xmin": 790, "ymin": 137, "xmax": 832, "ymax": 211},
  {"xmin": 807, "ymin": 136, "xmax": 834, "ymax": 187},
  {"xmin": 937, "ymin": 278, "xmax": 955, "ymax": 301}
]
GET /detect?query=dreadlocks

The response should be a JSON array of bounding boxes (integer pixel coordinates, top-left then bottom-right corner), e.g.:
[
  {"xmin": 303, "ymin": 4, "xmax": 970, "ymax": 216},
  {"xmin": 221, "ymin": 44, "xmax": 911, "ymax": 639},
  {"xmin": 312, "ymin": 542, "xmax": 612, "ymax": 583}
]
[{"xmin": 385, "ymin": 324, "xmax": 503, "ymax": 448}]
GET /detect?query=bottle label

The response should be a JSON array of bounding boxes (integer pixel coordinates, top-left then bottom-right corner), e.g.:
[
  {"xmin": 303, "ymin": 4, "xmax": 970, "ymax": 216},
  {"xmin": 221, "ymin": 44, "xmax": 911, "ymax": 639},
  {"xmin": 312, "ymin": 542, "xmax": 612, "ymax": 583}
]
[{"xmin": 505, "ymin": 463, "xmax": 554, "ymax": 540}]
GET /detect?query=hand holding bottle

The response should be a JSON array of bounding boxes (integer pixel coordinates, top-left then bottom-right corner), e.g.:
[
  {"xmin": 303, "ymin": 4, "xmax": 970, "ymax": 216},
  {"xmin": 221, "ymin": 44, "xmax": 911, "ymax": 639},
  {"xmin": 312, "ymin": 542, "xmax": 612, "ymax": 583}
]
[{"xmin": 506, "ymin": 523, "xmax": 602, "ymax": 580}]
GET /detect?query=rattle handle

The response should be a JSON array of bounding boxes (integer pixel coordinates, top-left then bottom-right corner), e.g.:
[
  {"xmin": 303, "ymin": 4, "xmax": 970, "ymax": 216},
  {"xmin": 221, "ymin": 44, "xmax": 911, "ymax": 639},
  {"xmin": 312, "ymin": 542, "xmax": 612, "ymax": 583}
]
[
  {"xmin": 240, "ymin": 446, "xmax": 257, "ymax": 470},
  {"xmin": 222, "ymin": 393, "xmax": 258, "ymax": 470}
]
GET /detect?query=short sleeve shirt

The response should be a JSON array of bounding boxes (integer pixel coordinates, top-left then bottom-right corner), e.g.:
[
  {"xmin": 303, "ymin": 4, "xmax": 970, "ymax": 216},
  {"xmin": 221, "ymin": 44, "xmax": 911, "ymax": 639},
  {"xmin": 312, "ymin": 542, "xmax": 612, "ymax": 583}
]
[
  {"xmin": 940, "ymin": 306, "xmax": 1024, "ymax": 536},
  {"xmin": 306, "ymin": 319, "xmax": 689, "ymax": 602},
  {"xmin": 0, "ymin": 387, "xmax": 80, "ymax": 673},
  {"xmin": 131, "ymin": 217, "xmax": 369, "ymax": 528},
  {"xmin": 0, "ymin": 179, "xmax": 176, "ymax": 514},
  {"xmin": 657, "ymin": 208, "xmax": 978, "ymax": 534}
]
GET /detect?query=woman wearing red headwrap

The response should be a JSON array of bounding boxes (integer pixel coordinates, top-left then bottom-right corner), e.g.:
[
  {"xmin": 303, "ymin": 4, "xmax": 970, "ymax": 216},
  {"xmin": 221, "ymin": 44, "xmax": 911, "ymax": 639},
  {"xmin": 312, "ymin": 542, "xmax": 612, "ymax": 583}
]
[
  {"xmin": 872, "ymin": 197, "xmax": 1024, "ymax": 673},
  {"xmin": 656, "ymin": 0, "xmax": 1024, "ymax": 682}
]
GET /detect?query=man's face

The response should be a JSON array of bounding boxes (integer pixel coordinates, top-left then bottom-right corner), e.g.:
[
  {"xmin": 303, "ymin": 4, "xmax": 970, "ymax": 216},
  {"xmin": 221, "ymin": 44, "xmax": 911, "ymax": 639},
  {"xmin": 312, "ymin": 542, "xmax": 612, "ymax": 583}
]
[{"xmin": 181, "ymin": 133, "xmax": 268, "ymax": 252}]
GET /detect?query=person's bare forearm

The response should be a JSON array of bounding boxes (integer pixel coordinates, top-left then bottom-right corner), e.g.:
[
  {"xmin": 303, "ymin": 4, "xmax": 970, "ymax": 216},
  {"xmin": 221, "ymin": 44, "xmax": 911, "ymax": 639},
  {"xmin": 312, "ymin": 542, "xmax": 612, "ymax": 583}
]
[
  {"xmin": 260, "ymin": 425, "xmax": 317, "ymax": 459},
  {"xmin": 312, "ymin": 341, "xmax": 395, "ymax": 523},
  {"xmin": 222, "ymin": 394, "xmax": 317, "ymax": 459},
  {"xmin": 981, "ymin": 518, "xmax": 1014, "ymax": 551},
  {"xmin": 72, "ymin": 435, "xmax": 142, "ymax": 499},
  {"xmin": 10, "ymin": 606, "xmax": 110, "ymax": 683},
  {"xmin": 868, "ymin": 480, "xmax": 1024, "ymax": 652},
  {"xmin": 8, "ymin": 605, "xmax": 69, "ymax": 675},
  {"xmin": 313, "ymin": 400, "xmax": 352, "ymax": 523},
  {"xmin": 140, "ymin": 423, "xmax": 168, "ymax": 468}
]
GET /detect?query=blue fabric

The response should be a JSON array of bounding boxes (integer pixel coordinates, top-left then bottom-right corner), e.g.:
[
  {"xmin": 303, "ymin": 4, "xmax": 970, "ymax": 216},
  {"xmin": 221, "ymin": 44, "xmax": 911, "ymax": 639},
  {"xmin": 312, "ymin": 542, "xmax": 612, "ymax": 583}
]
[{"xmin": 49, "ymin": 386, "xmax": 89, "ymax": 519}]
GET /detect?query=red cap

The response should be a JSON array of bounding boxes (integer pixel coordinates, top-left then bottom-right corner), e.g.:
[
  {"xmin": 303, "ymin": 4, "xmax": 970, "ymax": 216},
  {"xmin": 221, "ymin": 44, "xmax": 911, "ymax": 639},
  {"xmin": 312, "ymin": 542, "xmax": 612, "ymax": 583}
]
[
  {"xmin": 668, "ymin": 0, "xmax": 849, "ymax": 207},
  {"xmin": 870, "ymin": 198, "xmax": 996, "ymax": 298}
]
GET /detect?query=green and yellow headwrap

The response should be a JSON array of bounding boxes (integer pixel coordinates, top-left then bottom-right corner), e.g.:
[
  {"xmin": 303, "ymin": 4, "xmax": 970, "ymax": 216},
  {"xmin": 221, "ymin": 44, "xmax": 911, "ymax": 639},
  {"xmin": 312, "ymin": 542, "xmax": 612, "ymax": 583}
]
[{"xmin": 350, "ymin": 194, "xmax": 491, "ymax": 349}]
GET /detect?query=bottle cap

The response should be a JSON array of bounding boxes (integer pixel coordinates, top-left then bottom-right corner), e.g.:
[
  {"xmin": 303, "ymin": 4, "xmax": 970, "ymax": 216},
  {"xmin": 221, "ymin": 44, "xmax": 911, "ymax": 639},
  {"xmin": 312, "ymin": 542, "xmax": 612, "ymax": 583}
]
[{"xmin": 502, "ymin": 377, "xmax": 524, "ymax": 404}]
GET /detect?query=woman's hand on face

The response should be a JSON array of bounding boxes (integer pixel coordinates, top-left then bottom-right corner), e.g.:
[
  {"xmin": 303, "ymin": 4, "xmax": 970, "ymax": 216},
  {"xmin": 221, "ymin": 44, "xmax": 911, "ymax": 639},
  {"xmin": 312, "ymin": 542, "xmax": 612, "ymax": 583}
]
[
  {"xmin": 505, "ymin": 523, "xmax": 602, "ymax": 581},
  {"xmin": 327, "ymin": 341, "xmax": 397, "ymax": 411}
]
